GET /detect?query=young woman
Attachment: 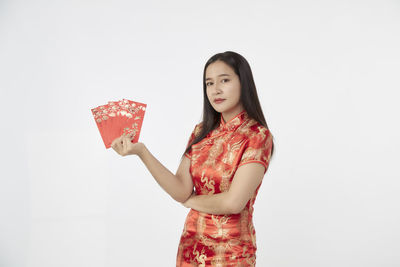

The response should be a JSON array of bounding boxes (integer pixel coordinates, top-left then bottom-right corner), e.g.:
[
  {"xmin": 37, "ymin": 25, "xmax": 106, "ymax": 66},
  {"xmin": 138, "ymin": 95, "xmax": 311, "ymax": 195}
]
[{"xmin": 111, "ymin": 51, "xmax": 275, "ymax": 266}]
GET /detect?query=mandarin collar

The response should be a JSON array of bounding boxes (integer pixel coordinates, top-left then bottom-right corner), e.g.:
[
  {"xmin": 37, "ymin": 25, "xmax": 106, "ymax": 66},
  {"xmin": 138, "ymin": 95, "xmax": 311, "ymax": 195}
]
[{"xmin": 219, "ymin": 110, "xmax": 248, "ymax": 132}]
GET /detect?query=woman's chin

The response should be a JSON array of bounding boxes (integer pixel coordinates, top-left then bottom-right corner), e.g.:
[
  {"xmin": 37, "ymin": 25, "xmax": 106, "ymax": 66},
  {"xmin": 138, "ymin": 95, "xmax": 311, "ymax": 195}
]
[{"xmin": 212, "ymin": 105, "xmax": 229, "ymax": 113}]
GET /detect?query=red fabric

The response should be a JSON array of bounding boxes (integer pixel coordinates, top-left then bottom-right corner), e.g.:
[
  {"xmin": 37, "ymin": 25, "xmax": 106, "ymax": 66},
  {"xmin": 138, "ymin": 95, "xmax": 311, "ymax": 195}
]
[{"xmin": 177, "ymin": 110, "xmax": 273, "ymax": 266}]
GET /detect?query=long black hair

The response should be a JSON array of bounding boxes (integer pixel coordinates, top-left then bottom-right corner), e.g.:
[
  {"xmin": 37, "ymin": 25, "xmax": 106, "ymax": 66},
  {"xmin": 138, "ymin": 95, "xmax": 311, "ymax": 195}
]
[{"xmin": 182, "ymin": 51, "xmax": 274, "ymax": 159}]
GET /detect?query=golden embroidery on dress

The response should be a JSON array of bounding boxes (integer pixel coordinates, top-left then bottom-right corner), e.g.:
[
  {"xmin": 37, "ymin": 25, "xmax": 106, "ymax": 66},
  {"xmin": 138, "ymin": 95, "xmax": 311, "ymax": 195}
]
[
  {"xmin": 203, "ymin": 138, "xmax": 224, "ymax": 167},
  {"xmin": 249, "ymin": 223, "xmax": 256, "ymax": 248},
  {"xmin": 222, "ymin": 138, "xmax": 245, "ymax": 165},
  {"xmin": 210, "ymin": 243, "xmax": 228, "ymax": 266},
  {"xmin": 218, "ymin": 172, "xmax": 231, "ymax": 193},
  {"xmin": 196, "ymin": 212, "xmax": 207, "ymax": 239},
  {"xmin": 200, "ymin": 170, "xmax": 215, "ymax": 195},
  {"xmin": 177, "ymin": 110, "xmax": 272, "ymax": 266},
  {"xmin": 192, "ymin": 242, "xmax": 207, "ymax": 266},
  {"xmin": 210, "ymin": 215, "xmax": 230, "ymax": 239},
  {"xmin": 239, "ymin": 209, "xmax": 251, "ymax": 242}
]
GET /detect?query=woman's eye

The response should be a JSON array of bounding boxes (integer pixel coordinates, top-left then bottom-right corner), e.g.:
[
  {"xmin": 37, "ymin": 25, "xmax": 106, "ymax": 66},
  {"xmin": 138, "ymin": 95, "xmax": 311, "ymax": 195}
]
[{"xmin": 206, "ymin": 80, "xmax": 228, "ymax": 86}]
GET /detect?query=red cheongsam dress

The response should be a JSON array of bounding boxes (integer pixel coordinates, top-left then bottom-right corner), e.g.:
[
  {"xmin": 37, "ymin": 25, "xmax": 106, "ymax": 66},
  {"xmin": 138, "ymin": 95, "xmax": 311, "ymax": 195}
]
[{"xmin": 176, "ymin": 110, "xmax": 273, "ymax": 267}]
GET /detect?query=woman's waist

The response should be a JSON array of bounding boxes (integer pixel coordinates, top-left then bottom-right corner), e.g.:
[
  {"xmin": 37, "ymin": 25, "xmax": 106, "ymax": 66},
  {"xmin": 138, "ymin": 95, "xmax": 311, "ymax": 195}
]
[
  {"xmin": 185, "ymin": 208, "xmax": 254, "ymax": 228},
  {"xmin": 182, "ymin": 208, "xmax": 256, "ymax": 241}
]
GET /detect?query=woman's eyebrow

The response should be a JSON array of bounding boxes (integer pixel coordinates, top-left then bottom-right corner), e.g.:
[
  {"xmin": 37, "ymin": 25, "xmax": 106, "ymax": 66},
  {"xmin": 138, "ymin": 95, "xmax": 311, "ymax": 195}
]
[{"xmin": 205, "ymin": 74, "xmax": 230, "ymax": 81}]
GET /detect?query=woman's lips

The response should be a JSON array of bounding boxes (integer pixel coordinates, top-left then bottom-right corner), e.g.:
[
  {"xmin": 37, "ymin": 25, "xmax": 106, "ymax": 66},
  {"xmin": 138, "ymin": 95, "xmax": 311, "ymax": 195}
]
[{"xmin": 214, "ymin": 99, "xmax": 225, "ymax": 104}]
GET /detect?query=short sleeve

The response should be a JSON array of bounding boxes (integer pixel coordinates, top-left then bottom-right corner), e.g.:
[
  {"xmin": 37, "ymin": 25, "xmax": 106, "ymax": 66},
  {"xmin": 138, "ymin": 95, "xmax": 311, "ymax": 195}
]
[
  {"xmin": 237, "ymin": 129, "xmax": 273, "ymax": 174},
  {"xmin": 184, "ymin": 124, "xmax": 200, "ymax": 159}
]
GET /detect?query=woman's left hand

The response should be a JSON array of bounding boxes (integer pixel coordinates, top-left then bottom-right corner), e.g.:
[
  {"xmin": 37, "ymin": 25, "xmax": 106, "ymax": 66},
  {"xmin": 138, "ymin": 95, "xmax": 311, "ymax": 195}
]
[{"xmin": 111, "ymin": 134, "xmax": 144, "ymax": 157}]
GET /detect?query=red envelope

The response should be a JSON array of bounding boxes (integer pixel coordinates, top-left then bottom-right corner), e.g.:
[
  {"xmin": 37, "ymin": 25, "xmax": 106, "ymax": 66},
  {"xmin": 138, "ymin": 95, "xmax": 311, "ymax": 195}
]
[{"xmin": 91, "ymin": 99, "xmax": 147, "ymax": 149}]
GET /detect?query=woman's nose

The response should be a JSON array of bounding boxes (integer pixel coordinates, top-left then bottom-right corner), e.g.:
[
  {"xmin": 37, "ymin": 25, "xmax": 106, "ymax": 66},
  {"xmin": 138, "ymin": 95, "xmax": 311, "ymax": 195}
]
[{"xmin": 214, "ymin": 84, "xmax": 222, "ymax": 94}]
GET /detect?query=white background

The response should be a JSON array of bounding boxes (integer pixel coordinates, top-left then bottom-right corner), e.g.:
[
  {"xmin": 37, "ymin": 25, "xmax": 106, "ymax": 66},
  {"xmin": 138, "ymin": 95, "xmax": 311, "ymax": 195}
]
[{"xmin": 1, "ymin": 0, "xmax": 399, "ymax": 266}]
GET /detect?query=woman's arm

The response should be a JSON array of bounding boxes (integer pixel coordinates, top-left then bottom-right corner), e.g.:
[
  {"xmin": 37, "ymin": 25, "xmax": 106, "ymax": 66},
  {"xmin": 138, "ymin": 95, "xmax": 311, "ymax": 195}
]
[
  {"xmin": 138, "ymin": 144, "xmax": 194, "ymax": 203},
  {"xmin": 183, "ymin": 162, "xmax": 266, "ymax": 215},
  {"xmin": 183, "ymin": 191, "xmax": 232, "ymax": 215}
]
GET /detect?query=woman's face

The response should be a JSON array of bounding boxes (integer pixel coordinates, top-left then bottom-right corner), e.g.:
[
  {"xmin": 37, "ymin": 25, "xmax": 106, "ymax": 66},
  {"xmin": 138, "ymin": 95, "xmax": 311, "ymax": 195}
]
[{"xmin": 205, "ymin": 60, "xmax": 244, "ymax": 122}]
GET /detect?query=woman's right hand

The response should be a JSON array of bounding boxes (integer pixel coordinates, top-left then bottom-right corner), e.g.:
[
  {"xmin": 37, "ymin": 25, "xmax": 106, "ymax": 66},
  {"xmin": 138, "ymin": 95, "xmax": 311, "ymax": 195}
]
[{"xmin": 111, "ymin": 134, "xmax": 144, "ymax": 157}]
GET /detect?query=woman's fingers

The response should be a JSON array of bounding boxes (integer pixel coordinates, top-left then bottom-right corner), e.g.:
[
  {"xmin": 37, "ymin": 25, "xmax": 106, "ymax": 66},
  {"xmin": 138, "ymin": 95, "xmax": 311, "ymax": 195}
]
[
  {"xmin": 111, "ymin": 135, "xmax": 127, "ymax": 156},
  {"xmin": 110, "ymin": 134, "xmax": 134, "ymax": 156},
  {"xmin": 121, "ymin": 136, "xmax": 128, "ymax": 155},
  {"xmin": 111, "ymin": 137, "xmax": 120, "ymax": 149},
  {"xmin": 111, "ymin": 136, "xmax": 122, "ymax": 155},
  {"xmin": 111, "ymin": 138, "xmax": 117, "ymax": 148}
]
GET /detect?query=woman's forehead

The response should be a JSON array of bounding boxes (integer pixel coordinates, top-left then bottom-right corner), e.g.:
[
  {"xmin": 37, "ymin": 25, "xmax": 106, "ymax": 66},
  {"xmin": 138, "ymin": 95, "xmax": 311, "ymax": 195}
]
[{"xmin": 206, "ymin": 62, "xmax": 235, "ymax": 79}]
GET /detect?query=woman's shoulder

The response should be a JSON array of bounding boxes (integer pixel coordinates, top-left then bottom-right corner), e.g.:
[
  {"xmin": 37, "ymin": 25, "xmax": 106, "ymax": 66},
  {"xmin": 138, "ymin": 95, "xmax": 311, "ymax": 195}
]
[
  {"xmin": 241, "ymin": 118, "xmax": 271, "ymax": 139},
  {"xmin": 193, "ymin": 121, "xmax": 204, "ymax": 135},
  {"xmin": 244, "ymin": 117, "xmax": 269, "ymax": 132},
  {"xmin": 187, "ymin": 122, "xmax": 206, "ymax": 142}
]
